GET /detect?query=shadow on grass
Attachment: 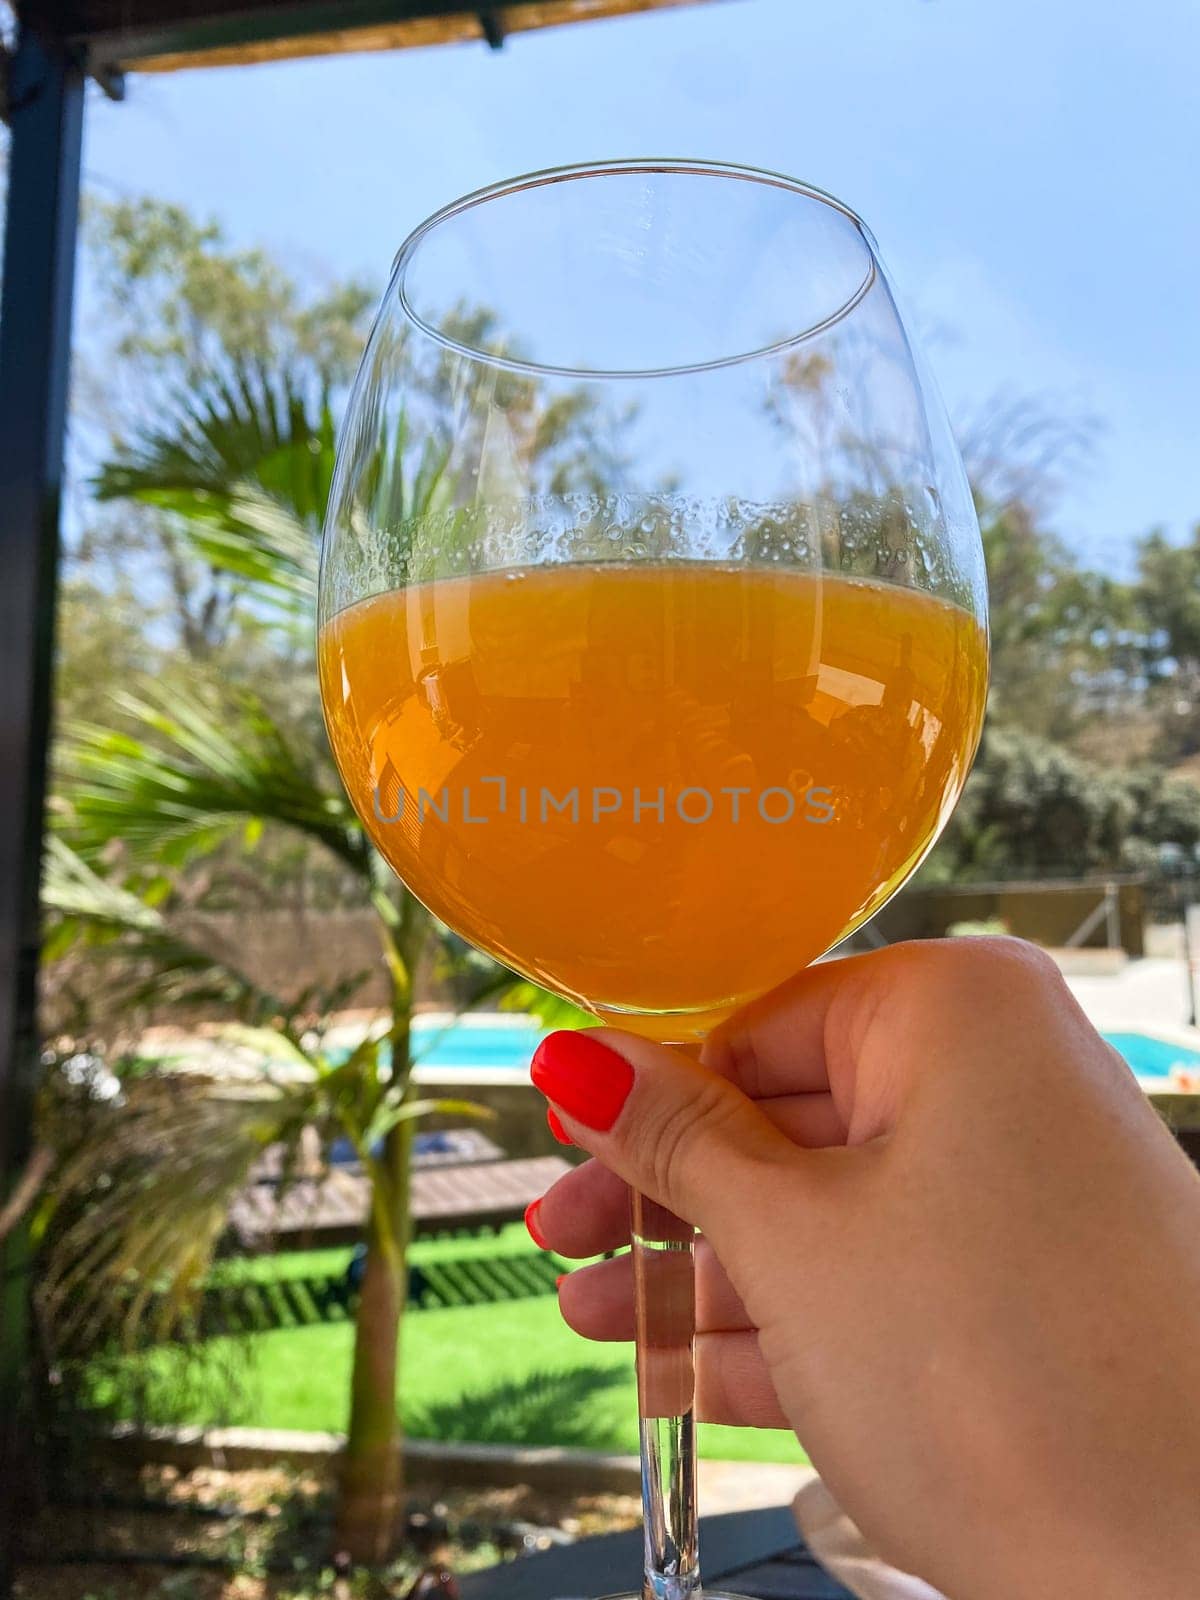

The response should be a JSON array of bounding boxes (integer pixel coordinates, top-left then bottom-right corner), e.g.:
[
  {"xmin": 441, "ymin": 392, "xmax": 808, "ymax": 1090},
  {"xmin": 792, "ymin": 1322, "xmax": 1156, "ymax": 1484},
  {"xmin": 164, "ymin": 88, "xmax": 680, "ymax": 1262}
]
[
  {"xmin": 80, "ymin": 1335, "xmax": 257, "ymax": 1432},
  {"xmin": 406, "ymin": 1365, "xmax": 630, "ymax": 1452}
]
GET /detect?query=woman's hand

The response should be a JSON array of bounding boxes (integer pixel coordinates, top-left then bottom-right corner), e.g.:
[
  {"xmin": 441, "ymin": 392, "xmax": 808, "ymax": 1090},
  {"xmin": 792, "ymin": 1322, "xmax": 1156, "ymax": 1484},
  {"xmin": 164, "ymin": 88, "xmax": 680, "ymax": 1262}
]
[{"xmin": 528, "ymin": 938, "xmax": 1200, "ymax": 1600}]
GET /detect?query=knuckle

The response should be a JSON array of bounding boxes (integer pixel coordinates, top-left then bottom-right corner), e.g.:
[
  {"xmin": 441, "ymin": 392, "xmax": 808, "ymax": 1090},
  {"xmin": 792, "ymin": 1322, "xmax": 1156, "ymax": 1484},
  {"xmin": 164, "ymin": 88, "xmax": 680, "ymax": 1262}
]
[
  {"xmin": 908, "ymin": 934, "xmax": 1065, "ymax": 1004},
  {"xmin": 648, "ymin": 1074, "xmax": 740, "ymax": 1215},
  {"xmin": 857, "ymin": 936, "xmax": 1070, "ymax": 1061},
  {"xmin": 948, "ymin": 934, "xmax": 1065, "ymax": 1001}
]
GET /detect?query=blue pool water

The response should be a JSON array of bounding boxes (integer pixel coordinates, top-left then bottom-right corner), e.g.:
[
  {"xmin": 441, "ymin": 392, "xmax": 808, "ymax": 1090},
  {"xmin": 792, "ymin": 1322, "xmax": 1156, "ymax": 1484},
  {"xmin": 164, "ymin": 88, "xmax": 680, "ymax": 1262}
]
[
  {"xmin": 1102, "ymin": 1031, "xmax": 1200, "ymax": 1082},
  {"xmin": 411, "ymin": 1017, "xmax": 544, "ymax": 1070},
  {"xmin": 408, "ymin": 1020, "xmax": 1200, "ymax": 1083},
  {"xmin": 409, "ymin": 1018, "xmax": 1200, "ymax": 1084}
]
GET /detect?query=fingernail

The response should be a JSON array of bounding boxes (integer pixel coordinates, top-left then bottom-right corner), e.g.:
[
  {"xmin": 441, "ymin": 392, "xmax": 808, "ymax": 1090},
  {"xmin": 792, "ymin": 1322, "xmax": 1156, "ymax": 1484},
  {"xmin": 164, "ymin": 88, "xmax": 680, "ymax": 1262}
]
[
  {"xmin": 524, "ymin": 1199, "xmax": 549, "ymax": 1250},
  {"xmin": 530, "ymin": 1031, "xmax": 635, "ymax": 1132},
  {"xmin": 546, "ymin": 1106, "xmax": 573, "ymax": 1146},
  {"xmin": 555, "ymin": 1273, "xmax": 566, "ymax": 1289}
]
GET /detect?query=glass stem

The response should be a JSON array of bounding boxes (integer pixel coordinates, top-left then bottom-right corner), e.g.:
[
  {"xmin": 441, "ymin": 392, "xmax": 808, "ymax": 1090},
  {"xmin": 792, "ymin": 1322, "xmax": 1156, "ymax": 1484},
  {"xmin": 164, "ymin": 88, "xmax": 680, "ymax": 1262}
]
[{"xmin": 631, "ymin": 1186, "xmax": 701, "ymax": 1600}]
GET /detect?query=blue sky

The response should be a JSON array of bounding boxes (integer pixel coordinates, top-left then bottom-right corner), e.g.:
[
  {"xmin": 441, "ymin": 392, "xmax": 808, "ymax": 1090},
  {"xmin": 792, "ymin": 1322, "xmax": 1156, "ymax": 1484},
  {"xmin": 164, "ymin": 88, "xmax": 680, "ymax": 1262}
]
[{"xmin": 80, "ymin": 0, "xmax": 1199, "ymax": 572}]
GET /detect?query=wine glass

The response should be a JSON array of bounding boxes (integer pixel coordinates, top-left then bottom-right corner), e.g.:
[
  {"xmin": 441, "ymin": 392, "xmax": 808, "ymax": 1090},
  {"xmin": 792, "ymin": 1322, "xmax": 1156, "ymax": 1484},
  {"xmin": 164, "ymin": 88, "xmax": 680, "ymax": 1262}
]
[{"xmin": 318, "ymin": 160, "xmax": 988, "ymax": 1600}]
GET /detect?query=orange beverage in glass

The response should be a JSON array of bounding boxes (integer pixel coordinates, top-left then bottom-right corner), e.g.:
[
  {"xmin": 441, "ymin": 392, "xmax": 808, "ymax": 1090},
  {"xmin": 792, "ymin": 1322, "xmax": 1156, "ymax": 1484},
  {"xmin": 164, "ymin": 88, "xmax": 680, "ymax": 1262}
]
[{"xmin": 320, "ymin": 561, "xmax": 986, "ymax": 1039}]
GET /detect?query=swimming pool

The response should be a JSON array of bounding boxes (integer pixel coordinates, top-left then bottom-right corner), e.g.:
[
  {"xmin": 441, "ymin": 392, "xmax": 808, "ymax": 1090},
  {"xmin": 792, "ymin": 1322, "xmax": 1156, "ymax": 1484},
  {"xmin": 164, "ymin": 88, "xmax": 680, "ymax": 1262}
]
[
  {"xmin": 408, "ymin": 1016, "xmax": 1200, "ymax": 1085},
  {"xmin": 411, "ymin": 1015, "xmax": 544, "ymax": 1070},
  {"xmin": 1101, "ymin": 1031, "xmax": 1200, "ymax": 1082}
]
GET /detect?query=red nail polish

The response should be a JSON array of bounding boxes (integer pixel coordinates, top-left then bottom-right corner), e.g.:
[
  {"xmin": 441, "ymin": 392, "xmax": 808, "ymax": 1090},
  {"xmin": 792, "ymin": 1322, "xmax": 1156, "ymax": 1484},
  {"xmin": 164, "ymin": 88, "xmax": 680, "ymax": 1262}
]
[
  {"xmin": 524, "ymin": 1199, "xmax": 549, "ymax": 1250},
  {"xmin": 555, "ymin": 1273, "xmax": 566, "ymax": 1289},
  {"xmin": 546, "ymin": 1106, "xmax": 573, "ymax": 1146},
  {"xmin": 530, "ymin": 1032, "xmax": 635, "ymax": 1132}
]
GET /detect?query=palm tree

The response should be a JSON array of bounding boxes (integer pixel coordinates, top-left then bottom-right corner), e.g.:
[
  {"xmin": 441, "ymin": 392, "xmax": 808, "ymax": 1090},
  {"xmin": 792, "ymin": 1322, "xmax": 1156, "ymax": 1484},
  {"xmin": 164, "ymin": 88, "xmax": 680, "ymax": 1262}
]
[{"xmin": 49, "ymin": 363, "xmax": 583, "ymax": 1562}]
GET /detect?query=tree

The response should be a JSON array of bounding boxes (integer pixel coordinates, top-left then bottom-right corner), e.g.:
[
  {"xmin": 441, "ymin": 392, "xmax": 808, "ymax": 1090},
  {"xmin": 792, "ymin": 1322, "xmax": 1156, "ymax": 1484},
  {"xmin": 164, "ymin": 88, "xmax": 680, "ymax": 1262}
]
[
  {"xmin": 54, "ymin": 687, "xmax": 434, "ymax": 1558},
  {"xmin": 82, "ymin": 195, "xmax": 373, "ymax": 414},
  {"xmin": 975, "ymin": 500, "xmax": 1103, "ymax": 739},
  {"xmin": 949, "ymin": 390, "xmax": 1166, "ymax": 754},
  {"xmin": 1133, "ymin": 524, "xmax": 1200, "ymax": 761},
  {"xmin": 68, "ymin": 197, "xmax": 375, "ymax": 673},
  {"xmin": 1136, "ymin": 525, "xmax": 1200, "ymax": 668},
  {"xmin": 956, "ymin": 389, "xmax": 1098, "ymax": 526},
  {"xmin": 56, "ymin": 370, "xmax": 431, "ymax": 1559},
  {"xmin": 924, "ymin": 726, "xmax": 1200, "ymax": 883},
  {"xmin": 942, "ymin": 726, "xmax": 1133, "ymax": 878},
  {"xmin": 37, "ymin": 837, "xmax": 483, "ymax": 1464},
  {"xmin": 52, "ymin": 340, "xmax": 600, "ymax": 1560}
]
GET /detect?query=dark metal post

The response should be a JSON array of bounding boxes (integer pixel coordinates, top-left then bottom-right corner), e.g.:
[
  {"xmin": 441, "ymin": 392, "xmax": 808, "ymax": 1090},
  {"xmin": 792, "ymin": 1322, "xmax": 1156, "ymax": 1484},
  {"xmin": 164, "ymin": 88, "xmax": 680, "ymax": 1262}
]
[{"xmin": 0, "ymin": 28, "xmax": 85, "ymax": 1593}]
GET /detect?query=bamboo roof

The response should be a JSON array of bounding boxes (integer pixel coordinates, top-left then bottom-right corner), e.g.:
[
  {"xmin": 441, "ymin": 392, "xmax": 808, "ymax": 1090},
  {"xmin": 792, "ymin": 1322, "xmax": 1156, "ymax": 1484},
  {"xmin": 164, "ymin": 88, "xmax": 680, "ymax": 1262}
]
[{"xmin": 17, "ymin": 0, "xmax": 728, "ymax": 74}]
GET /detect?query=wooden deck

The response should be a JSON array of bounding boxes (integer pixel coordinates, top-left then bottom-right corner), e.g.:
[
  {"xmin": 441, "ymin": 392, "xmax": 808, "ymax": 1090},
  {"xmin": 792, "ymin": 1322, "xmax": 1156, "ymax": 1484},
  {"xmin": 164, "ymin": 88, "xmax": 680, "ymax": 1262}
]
[
  {"xmin": 229, "ymin": 1153, "xmax": 571, "ymax": 1247},
  {"xmin": 458, "ymin": 1506, "xmax": 857, "ymax": 1599}
]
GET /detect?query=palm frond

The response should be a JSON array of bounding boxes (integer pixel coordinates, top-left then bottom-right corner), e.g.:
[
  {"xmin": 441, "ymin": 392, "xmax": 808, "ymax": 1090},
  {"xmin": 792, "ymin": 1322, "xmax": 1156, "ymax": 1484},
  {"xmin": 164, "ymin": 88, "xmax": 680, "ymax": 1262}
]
[
  {"xmin": 60, "ymin": 685, "xmax": 368, "ymax": 875},
  {"xmin": 43, "ymin": 834, "xmax": 162, "ymax": 934},
  {"xmin": 95, "ymin": 363, "xmax": 335, "ymax": 525},
  {"xmin": 496, "ymin": 979, "xmax": 592, "ymax": 1031},
  {"xmin": 36, "ymin": 1068, "xmax": 318, "ymax": 1353},
  {"xmin": 93, "ymin": 363, "xmax": 332, "ymax": 610},
  {"xmin": 42, "ymin": 836, "xmax": 297, "ymax": 1027},
  {"xmin": 154, "ymin": 483, "xmax": 318, "ymax": 605},
  {"xmin": 37, "ymin": 853, "xmax": 478, "ymax": 1352}
]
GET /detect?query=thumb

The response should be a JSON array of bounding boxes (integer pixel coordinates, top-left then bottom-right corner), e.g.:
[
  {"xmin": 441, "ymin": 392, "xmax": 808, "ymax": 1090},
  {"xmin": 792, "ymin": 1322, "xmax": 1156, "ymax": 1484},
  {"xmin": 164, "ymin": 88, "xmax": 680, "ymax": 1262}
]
[{"xmin": 530, "ymin": 1027, "xmax": 798, "ymax": 1245}]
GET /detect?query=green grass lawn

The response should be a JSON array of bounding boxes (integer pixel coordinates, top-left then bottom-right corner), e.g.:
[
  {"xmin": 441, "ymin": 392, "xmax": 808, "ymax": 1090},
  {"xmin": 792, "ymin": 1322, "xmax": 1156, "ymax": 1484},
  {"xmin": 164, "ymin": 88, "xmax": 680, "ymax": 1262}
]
[
  {"xmin": 206, "ymin": 1223, "xmax": 545, "ymax": 1284},
  {"xmin": 90, "ymin": 1231, "xmax": 806, "ymax": 1467}
]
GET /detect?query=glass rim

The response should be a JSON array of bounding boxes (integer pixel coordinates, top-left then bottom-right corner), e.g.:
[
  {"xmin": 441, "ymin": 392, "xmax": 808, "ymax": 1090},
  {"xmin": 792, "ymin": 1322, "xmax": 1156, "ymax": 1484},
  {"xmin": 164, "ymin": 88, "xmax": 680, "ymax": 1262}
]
[{"xmin": 391, "ymin": 158, "xmax": 879, "ymax": 382}]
